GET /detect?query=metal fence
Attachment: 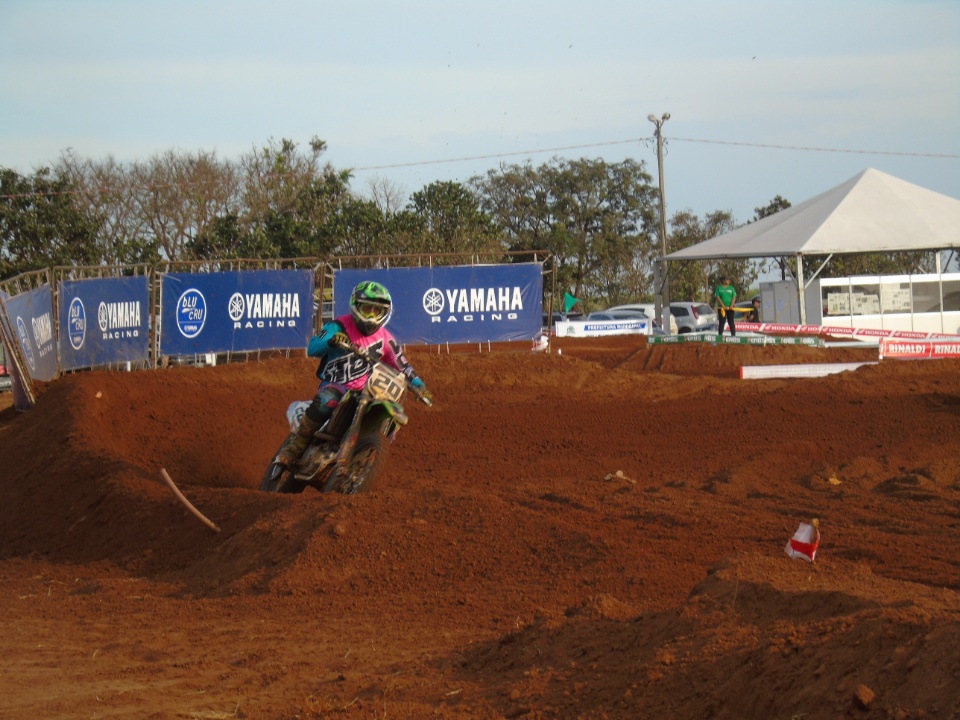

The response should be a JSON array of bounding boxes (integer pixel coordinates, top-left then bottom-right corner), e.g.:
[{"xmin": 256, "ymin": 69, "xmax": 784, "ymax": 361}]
[{"xmin": 0, "ymin": 251, "xmax": 553, "ymax": 407}]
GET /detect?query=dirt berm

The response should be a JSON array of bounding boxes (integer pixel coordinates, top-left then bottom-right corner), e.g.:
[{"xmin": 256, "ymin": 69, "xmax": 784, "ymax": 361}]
[{"xmin": 1, "ymin": 335, "xmax": 958, "ymax": 719}]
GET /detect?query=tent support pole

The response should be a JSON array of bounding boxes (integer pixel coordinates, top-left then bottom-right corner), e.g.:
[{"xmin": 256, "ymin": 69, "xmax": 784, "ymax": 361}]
[
  {"xmin": 805, "ymin": 254, "xmax": 833, "ymax": 286},
  {"xmin": 797, "ymin": 254, "xmax": 806, "ymax": 325},
  {"xmin": 937, "ymin": 252, "xmax": 944, "ymax": 333}
]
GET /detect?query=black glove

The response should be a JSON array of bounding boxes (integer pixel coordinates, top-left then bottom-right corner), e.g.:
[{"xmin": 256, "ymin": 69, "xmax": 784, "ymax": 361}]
[{"xmin": 330, "ymin": 332, "xmax": 351, "ymax": 350}]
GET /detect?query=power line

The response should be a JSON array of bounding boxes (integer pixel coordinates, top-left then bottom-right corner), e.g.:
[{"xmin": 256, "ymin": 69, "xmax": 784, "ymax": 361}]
[
  {"xmin": 670, "ymin": 136, "xmax": 958, "ymax": 159},
  {"xmin": 2, "ymin": 135, "xmax": 957, "ymax": 200},
  {"xmin": 350, "ymin": 136, "xmax": 958, "ymax": 172},
  {"xmin": 351, "ymin": 138, "xmax": 650, "ymax": 171}
]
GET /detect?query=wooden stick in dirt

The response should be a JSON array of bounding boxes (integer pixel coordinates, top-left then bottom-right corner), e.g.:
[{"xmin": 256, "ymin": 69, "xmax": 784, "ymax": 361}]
[{"xmin": 159, "ymin": 468, "xmax": 221, "ymax": 533}]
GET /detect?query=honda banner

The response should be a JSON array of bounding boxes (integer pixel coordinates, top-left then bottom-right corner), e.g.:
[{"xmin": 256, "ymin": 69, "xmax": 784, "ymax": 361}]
[
  {"xmin": 160, "ymin": 270, "xmax": 313, "ymax": 356},
  {"xmin": 333, "ymin": 263, "xmax": 543, "ymax": 345},
  {"xmin": 58, "ymin": 276, "xmax": 151, "ymax": 371}
]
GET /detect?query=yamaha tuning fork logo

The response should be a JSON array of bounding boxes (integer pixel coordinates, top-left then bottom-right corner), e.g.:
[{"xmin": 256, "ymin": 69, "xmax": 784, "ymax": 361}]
[{"xmin": 422, "ymin": 288, "xmax": 445, "ymax": 315}]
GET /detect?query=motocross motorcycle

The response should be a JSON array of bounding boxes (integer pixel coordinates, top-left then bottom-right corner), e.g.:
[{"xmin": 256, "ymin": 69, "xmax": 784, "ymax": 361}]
[{"xmin": 259, "ymin": 342, "xmax": 432, "ymax": 495}]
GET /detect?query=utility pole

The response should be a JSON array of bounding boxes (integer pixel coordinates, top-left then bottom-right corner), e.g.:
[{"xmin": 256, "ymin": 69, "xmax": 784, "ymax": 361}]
[{"xmin": 648, "ymin": 112, "xmax": 671, "ymax": 334}]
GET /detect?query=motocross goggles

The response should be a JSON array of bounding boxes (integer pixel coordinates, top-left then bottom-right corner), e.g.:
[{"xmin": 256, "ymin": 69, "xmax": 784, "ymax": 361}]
[{"xmin": 355, "ymin": 300, "xmax": 390, "ymax": 324}]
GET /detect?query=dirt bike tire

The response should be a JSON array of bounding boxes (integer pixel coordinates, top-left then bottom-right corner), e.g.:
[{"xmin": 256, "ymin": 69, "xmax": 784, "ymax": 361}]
[
  {"xmin": 323, "ymin": 432, "xmax": 388, "ymax": 495},
  {"xmin": 259, "ymin": 442, "xmax": 308, "ymax": 494}
]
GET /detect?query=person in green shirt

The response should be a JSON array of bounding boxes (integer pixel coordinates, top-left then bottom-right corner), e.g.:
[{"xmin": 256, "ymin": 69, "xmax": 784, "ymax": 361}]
[{"xmin": 714, "ymin": 276, "xmax": 738, "ymax": 336}]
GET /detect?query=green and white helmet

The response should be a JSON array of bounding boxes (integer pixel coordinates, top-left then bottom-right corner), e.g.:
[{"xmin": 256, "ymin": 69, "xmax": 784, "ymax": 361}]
[{"xmin": 349, "ymin": 280, "xmax": 393, "ymax": 335}]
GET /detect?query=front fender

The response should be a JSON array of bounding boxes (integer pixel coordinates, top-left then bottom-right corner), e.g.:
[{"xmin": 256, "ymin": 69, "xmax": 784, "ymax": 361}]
[{"xmin": 361, "ymin": 401, "xmax": 408, "ymax": 434}]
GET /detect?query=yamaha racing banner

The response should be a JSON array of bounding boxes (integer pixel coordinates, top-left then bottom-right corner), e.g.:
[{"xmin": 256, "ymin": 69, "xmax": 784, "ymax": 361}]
[
  {"xmin": 333, "ymin": 263, "xmax": 543, "ymax": 345},
  {"xmin": 58, "ymin": 276, "xmax": 150, "ymax": 370},
  {"xmin": 2, "ymin": 284, "xmax": 58, "ymax": 381},
  {"xmin": 160, "ymin": 270, "xmax": 313, "ymax": 356}
]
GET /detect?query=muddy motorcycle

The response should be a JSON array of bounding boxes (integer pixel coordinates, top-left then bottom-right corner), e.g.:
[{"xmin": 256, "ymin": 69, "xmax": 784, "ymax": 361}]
[{"xmin": 259, "ymin": 343, "xmax": 432, "ymax": 495}]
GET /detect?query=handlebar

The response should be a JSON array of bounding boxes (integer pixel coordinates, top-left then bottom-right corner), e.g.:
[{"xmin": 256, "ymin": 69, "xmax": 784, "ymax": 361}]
[{"xmin": 340, "ymin": 339, "xmax": 433, "ymax": 406}]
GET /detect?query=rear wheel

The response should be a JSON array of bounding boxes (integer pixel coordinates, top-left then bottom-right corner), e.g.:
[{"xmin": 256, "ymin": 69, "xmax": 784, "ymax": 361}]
[{"xmin": 323, "ymin": 432, "xmax": 388, "ymax": 494}]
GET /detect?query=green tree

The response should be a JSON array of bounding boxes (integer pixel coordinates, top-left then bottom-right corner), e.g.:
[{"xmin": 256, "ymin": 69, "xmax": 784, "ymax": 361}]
[
  {"xmin": 189, "ymin": 213, "xmax": 277, "ymax": 260},
  {"xmin": 0, "ymin": 167, "xmax": 100, "ymax": 279},
  {"xmin": 667, "ymin": 209, "xmax": 756, "ymax": 303},
  {"xmin": 57, "ymin": 151, "xmax": 158, "ymax": 265},
  {"xmin": 204, "ymin": 137, "xmax": 350, "ymax": 260},
  {"xmin": 380, "ymin": 209, "xmax": 429, "ymax": 257},
  {"xmin": 809, "ymin": 250, "xmax": 933, "ymax": 278},
  {"xmin": 129, "ymin": 148, "xmax": 238, "ymax": 262},
  {"xmin": 473, "ymin": 157, "xmax": 657, "ymax": 311},
  {"xmin": 270, "ymin": 167, "xmax": 353, "ymax": 258},
  {"xmin": 407, "ymin": 181, "xmax": 502, "ymax": 258},
  {"xmin": 322, "ymin": 194, "xmax": 388, "ymax": 259},
  {"xmin": 197, "ymin": 164, "xmax": 353, "ymax": 261},
  {"xmin": 753, "ymin": 195, "xmax": 795, "ymax": 281},
  {"xmin": 756, "ymin": 195, "xmax": 791, "ymax": 219}
]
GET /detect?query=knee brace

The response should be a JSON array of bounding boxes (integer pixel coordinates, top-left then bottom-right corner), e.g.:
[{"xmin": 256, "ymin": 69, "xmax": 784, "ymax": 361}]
[{"xmin": 305, "ymin": 385, "xmax": 344, "ymax": 425}]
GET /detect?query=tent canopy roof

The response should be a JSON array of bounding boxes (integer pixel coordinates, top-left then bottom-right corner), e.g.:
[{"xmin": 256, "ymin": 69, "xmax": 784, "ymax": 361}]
[{"xmin": 664, "ymin": 168, "xmax": 960, "ymax": 261}]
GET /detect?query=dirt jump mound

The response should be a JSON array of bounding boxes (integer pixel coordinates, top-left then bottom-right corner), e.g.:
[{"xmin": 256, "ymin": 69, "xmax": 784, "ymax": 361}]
[{"xmin": 1, "ymin": 336, "xmax": 958, "ymax": 718}]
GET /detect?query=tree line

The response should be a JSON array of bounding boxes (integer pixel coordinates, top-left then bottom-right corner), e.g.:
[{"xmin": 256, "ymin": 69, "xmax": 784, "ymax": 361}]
[{"xmin": 0, "ymin": 137, "xmax": 935, "ymax": 312}]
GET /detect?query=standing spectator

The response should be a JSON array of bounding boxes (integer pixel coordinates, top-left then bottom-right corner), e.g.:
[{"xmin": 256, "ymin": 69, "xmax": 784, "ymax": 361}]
[
  {"xmin": 714, "ymin": 276, "xmax": 738, "ymax": 336},
  {"xmin": 746, "ymin": 297, "xmax": 761, "ymax": 323}
]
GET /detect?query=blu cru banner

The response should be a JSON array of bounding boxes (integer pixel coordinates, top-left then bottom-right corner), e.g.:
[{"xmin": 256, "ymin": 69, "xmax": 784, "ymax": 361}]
[
  {"xmin": 160, "ymin": 270, "xmax": 314, "ymax": 356},
  {"xmin": 58, "ymin": 276, "xmax": 151, "ymax": 371}
]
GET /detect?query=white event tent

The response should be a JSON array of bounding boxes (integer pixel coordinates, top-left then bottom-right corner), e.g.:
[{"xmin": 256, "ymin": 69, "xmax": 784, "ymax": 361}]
[{"xmin": 663, "ymin": 168, "xmax": 960, "ymax": 323}]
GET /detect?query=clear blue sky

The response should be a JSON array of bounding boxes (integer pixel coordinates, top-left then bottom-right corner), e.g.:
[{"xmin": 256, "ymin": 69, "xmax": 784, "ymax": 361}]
[{"xmin": 1, "ymin": 0, "xmax": 957, "ymax": 224}]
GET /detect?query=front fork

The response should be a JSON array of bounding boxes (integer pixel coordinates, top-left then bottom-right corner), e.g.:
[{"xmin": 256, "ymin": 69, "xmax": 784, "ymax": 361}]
[
  {"xmin": 333, "ymin": 398, "xmax": 405, "ymax": 474},
  {"xmin": 333, "ymin": 396, "xmax": 371, "ymax": 474}
]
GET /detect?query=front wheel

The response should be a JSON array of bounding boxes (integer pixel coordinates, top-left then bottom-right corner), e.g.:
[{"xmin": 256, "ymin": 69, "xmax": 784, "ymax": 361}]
[
  {"xmin": 259, "ymin": 440, "xmax": 308, "ymax": 494},
  {"xmin": 323, "ymin": 432, "xmax": 388, "ymax": 494}
]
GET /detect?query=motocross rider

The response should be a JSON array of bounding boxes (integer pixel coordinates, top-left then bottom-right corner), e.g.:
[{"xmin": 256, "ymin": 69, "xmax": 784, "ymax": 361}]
[{"xmin": 276, "ymin": 280, "xmax": 431, "ymax": 467}]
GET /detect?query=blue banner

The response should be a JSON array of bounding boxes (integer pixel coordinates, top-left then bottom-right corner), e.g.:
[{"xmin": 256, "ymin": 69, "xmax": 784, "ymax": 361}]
[
  {"xmin": 333, "ymin": 263, "xmax": 543, "ymax": 344},
  {"xmin": 2, "ymin": 285, "xmax": 58, "ymax": 381},
  {"xmin": 58, "ymin": 276, "xmax": 150, "ymax": 370},
  {"xmin": 159, "ymin": 270, "xmax": 313, "ymax": 356}
]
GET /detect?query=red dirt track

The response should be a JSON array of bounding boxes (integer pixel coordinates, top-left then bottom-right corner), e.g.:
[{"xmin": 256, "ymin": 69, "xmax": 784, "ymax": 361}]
[{"xmin": 1, "ymin": 336, "xmax": 959, "ymax": 719}]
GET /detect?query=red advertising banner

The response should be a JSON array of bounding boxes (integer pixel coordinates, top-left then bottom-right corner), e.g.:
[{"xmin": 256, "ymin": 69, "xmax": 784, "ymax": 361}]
[
  {"xmin": 879, "ymin": 338, "xmax": 960, "ymax": 359},
  {"xmin": 743, "ymin": 321, "xmax": 960, "ymax": 342}
]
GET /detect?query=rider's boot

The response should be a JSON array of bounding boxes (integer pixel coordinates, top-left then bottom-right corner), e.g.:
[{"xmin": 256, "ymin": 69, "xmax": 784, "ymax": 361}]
[{"xmin": 276, "ymin": 415, "xmax": 323, "ymax": 467}]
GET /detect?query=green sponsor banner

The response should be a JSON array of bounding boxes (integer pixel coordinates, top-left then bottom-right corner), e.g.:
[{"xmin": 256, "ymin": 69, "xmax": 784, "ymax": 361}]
[{"xmin": 650, "ymin": 334, "xmax": 823, "ymax": 347}]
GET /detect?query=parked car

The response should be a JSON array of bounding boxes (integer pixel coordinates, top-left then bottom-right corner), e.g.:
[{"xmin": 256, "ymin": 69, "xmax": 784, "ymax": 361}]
[
  {"xmin": 733, "ymin": 295, "xmax": 761, "ymax": 322},
  {"xmin": 543, "ymin": 311, "xmax": 584, "ymax": 329},
  {"xmin": 669, "ymin": 302, "xmax": 718, "ymax": 333},
  {"xmin": 606, "ymin": 303, "xmax": 679, "ymax": 334},
  {"xmin": 0, "ymin": 344, "xmax": 11, "ymax": 391},
  {"xmin": 606, "ymin": 303, "xmax": 652, "ymax": 317},
  {"xmin": 584, "ymin": 310, "xmax": 669, "ymax": 336},
  {"xmin": 585, "ymin": 310, "xmax": 648, "ymax": 321}
]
